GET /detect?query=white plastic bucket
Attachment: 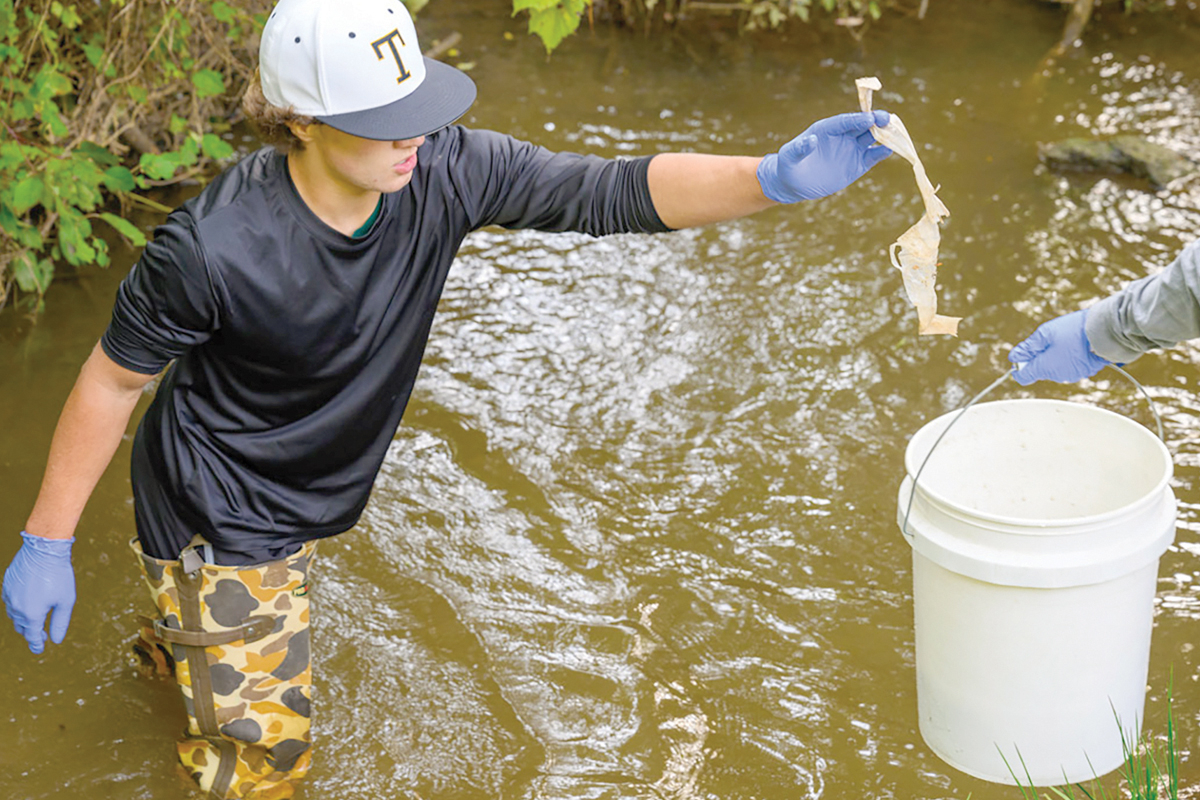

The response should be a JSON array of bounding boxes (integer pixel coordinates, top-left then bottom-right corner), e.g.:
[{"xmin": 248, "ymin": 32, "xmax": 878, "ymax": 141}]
[{"xmin": 897, "ymin": 398, "xmax": 1175, "ymax": 786}]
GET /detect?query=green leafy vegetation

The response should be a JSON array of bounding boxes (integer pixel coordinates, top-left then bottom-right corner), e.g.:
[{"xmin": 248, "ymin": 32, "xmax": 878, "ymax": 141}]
[{"xmin": 0, "ymin": 0, "xmax": 265, "ymax": 312}]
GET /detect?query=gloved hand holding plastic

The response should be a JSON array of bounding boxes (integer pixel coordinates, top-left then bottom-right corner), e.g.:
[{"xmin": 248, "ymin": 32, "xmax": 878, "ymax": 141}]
[
  {"xmin": 1008, "ymin": 308, "xmax": 1111, "ymax": 385},
  {"xmin": 757, "ymin": 110, "xmax": 893, "ymax": 204},
  {"xmin": 3, "ymin": 531, "xmax": 76, "ymax": 654}
]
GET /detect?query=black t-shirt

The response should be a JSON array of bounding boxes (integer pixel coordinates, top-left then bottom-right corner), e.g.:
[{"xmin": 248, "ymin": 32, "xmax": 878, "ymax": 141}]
[{"xmin": 101, "ymin": 127, "xmax": 669, "ymax": 561}]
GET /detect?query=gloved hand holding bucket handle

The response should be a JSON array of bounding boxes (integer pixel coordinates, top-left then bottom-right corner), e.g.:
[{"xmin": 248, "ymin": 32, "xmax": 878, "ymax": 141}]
[
  {"xmin": 3, "ymin": 531, "xmax": 76, "ymax": 654},
  {"xmin": 1008, "ymin": 308, "xmax": 1111, "ymax": 386}
]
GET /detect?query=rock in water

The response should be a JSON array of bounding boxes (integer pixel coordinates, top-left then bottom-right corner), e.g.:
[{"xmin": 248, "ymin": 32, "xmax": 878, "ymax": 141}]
[{"xmin": 1038, "ymin": 135, "xmax": 1196, "ymax": 189}]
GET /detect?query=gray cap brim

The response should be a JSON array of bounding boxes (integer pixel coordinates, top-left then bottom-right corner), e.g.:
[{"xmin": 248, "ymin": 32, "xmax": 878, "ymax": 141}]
[{"xmin": 315, "ymin": 58, "xmax": 477, "ymax": 140}]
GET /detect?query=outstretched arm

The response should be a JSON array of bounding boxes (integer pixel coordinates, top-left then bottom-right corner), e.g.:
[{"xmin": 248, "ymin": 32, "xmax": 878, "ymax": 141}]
[{"xmin": 646, "ymin": 110, "xmax": 892, "ymax": 230}]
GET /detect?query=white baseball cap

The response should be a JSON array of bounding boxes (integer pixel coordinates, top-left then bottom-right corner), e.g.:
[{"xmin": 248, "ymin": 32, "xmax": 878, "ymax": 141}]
[{"xmin": 259, "ymin": 0, "xmax": 476, "ymax": 140}]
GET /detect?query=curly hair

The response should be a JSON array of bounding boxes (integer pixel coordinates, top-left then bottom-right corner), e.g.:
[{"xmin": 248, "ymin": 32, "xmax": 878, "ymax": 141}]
[{"xmin": 241, "ymin": 71, "xmax": 314, "ymax": 154}]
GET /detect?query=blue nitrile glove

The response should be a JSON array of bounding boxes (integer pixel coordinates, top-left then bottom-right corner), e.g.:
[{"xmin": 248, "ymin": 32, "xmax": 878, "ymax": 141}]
[
  {"xmin": 1008, "ymin": 309, "xmax": 1111, "ymax": 386},
  {"xmin": 757, "ymin": 110, "xmax": 893, "ymax": 203},
  {"xmin": 2, "ymin": 532, "xmax": 76, "ymax": 654}
]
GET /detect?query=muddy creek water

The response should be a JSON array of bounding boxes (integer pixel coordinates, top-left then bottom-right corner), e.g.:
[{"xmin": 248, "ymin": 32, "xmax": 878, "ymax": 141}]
[{"xmin": 3, "ymin": 2, "xmax": 1200, "ymax": 798}]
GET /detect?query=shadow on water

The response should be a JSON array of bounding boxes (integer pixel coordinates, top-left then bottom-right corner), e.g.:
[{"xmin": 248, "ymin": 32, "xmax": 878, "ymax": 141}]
[{"xmin": 2, "ymin": 1, "xmax": 1199, "ymax": 798}]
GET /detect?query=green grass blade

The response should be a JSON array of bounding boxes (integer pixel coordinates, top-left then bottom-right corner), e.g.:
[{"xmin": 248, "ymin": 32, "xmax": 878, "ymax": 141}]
[
  {"xmin": 999, "ymin": 745, "xmax": 1040, "ymax": 800},
  {"xmin": 1070, "ymin": 771, "xmax": 1098, "ymax": 800},
  {"xmin": 1082, "ymin": 753, "xmax": 1112, "ymax": 800},
  {"xmin": 1167, "ymin": 673, "xmax": 1179, "ymax": 799}
]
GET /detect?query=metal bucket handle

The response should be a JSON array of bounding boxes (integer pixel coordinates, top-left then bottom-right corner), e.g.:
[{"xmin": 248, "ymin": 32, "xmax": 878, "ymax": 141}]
[{"xmin": 900, "ymin": 364, "xmax": 1165, "ymax": 540}]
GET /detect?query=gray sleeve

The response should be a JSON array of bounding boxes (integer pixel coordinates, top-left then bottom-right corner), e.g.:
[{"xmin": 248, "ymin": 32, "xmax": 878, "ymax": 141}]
[
  {"xmin": 1085, "ymin": 241, "xmax": 1200, "ymax": 363},
  {"xmin": 445, "ymin": 127, "xmax": 671, "ymax": 236}
]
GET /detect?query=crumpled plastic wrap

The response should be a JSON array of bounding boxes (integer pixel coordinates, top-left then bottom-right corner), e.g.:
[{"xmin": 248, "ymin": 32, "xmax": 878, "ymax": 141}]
[{"xmin": 857, "ymin": 76, "xmax": 961, "ymax": 336}]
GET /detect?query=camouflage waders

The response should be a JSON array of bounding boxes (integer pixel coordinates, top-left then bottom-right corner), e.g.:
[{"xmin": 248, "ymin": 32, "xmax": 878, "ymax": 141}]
[{"xmin": 131, "ymin": 537, "xmax": 316, "ymax": 800}]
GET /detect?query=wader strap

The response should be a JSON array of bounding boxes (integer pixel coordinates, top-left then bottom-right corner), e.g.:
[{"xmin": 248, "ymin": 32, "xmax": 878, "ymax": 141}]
[
  {"xmin": 210, "ymin": 740, "xmax": 238, "ymax": 800},
  {"xmin": 138, "ymin": 615, "xmax": 275, "ymax": 648},
  {"xmin": 173, "ymin": 563, "xmax": 238, "ymax": 798}
]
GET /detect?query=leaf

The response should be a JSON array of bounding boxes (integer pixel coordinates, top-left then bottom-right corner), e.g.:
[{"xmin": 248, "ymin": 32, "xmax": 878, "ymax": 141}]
[
  {"xmin": 30, "ymin": 65, "xmax": 72, "ymax": 99},
  {"xmin": 139, "ymin": 152, "xmax": 181, "ymax": 181},
  {"xmin": 39, "ymin": 254, "xmax": 59, "ymax": 282},
  {"xmin": 10, "ymin": 175, "xmax": 43, "ymax": 215},
  {"xmin": 200, "ymin": 133, "xmax": 234, "ymax": 160},
  {"xmin": 100, "ymin": 212, "xmax": 147, "ymax": 246},
  {"xmin": 12, "ymin": 254, "xmax": 53, "ymax": 293},
  {"xmin": 18, "ymin": 224, "xmax": 42, "ymax": 249},
  {"xmin": 1, "ymin": 209, "xmax": 43, "ymax": 248},
  {"xmin": 10, "ymin": 96, "xmax": 34, "ymax": 121},
  {"xmin": 180, "ymin": 136, "xmax": 200, "ymax": 163},
  {"xmin": 56, "ymin": 212, "xmax": 97, "ymax": 264},
  {"xmin": 12, "ymin": 255, "xmax": 38, "ymax": 292},
  {"xmin": 61, "ymin": 4, "xmax": 82, "ymax": 29},
  {"xmin": 140, "ymin": 138, "xmax": 201, "ymax": 181},
  {"xmin": 169, "ymin": 113, "xmax": 189, "ymax": 134},
  {"xmin": 81, "ymin": 42, "xmax": 104, "ymax": 67},
  {"xmin": 0, "ymin": 142, "xmax": 28, "ymax": 170},
  {"xmin": 0, "ymin": 43, "xmax": 24, "ymax": 68},
  {"xmin": 76, "ymin": 141, "xmax": 118, "ymax": 167},
  {"xmin": 211, "ymin": 1, "xmax": 237, "ymax": 23},
  {"xmin": 0, "ymin": 204, "xmax": 18, "ymax": 235},
  {"xmin": 527, "ymin": 4, "xmax": 584, "ymax": 53},
  {"xmin": 62, "ymin": 237, "xmax": 97, "ymax": 264},
  {"xmin": 40, "ymin": 103, "xmax": 69, "ymax": 138},
  {"xmin": 102, "ymin": 166, "xmax": 136, "ymax": 192},
  {"xmin": 190, "ymin": 68, "xmax": 225, "ymax": 98}
]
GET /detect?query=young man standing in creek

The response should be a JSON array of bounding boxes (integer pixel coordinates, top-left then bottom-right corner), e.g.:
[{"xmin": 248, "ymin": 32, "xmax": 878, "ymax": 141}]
[{"xmin": 1, "ymin": 0, "xmax": 893, "ymax": 796}]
